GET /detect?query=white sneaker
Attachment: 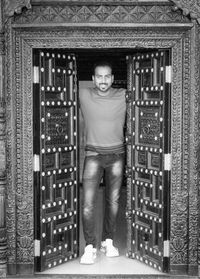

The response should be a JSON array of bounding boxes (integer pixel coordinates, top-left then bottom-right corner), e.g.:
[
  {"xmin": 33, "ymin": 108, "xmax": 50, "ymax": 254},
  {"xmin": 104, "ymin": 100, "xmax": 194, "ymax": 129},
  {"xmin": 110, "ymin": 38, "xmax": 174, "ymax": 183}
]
[
  {"xmin": 100, "ymin": 238, "xmax": 119, "ymax": 257},
  {"xmin": 80, "ymin": 244, "xmax": 97, "ymax": 264}
]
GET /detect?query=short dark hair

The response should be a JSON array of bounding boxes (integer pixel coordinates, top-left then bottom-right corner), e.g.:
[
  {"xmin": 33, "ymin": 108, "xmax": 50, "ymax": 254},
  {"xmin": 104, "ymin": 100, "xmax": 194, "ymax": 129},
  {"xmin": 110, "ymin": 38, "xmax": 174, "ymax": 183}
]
[{"xmin": 93, "ymin": 61, "xmax": 113, "ymax": 75}]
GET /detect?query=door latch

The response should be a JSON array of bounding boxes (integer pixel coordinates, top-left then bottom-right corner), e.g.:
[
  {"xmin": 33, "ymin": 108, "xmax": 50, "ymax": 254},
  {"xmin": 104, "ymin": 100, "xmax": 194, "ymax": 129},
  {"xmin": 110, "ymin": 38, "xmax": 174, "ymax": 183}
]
[
  {"xmin": 165, "ymin": 66, "xmax": 172, "ymax": 83},
  {"xmin": 164, "ymin": 154, "xmax": 171, "ymax": 171},
  {"xmin": 33, "ymin": 154, "xmax": 40, "ymax": 172},
  {"xmin": 34, "ymin": 240, "xmax": 40, "ymax": 257},
  {"xmin": 163, "ymin": 240, "xmax": 170, "ymax": 257}
]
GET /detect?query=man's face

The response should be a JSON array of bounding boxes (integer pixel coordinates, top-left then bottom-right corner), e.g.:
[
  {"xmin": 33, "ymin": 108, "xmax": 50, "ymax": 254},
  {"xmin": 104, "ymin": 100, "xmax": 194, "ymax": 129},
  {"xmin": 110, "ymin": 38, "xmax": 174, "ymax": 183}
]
[{"xmin": 92, "ymin": 66, "xmax": 114, "ymax": 93}]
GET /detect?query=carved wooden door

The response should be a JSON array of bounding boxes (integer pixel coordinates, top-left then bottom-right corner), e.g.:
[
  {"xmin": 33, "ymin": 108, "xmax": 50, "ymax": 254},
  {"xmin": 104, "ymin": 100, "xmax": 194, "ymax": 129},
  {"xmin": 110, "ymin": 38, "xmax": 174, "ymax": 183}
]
[
  {"xmin": 126, "ymin": 50, "xmax": 171, "ymax": 272},
  {"xmin": 33, "ymin": 50, "xmax": 79, "ymax": 271}
]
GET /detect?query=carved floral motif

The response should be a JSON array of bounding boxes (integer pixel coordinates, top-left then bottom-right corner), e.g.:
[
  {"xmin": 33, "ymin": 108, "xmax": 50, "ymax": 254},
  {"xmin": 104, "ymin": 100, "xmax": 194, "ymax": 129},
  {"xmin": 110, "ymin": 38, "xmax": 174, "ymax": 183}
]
[
  {"xmin": 171, "ymin": 0, "xmax": 200, "ymax": 23},
  {"xmin": 4, "ymin": 0, "xmax": 31, "ymax": 17}
]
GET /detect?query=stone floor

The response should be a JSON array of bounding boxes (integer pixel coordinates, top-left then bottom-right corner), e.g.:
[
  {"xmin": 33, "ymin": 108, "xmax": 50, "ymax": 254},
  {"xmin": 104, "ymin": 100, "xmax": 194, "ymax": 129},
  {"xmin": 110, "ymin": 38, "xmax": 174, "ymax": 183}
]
[{"xmin": 38, "ymin": 253, "xmax": 163, "ymax": 275}]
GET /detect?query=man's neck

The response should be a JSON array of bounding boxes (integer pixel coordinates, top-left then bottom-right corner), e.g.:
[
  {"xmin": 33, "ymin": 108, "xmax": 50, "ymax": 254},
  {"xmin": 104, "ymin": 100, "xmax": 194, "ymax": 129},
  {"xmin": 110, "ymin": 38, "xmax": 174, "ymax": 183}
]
[{"xmin": 96, "ymin": 88, "xmax": 112, "ymax": 97}]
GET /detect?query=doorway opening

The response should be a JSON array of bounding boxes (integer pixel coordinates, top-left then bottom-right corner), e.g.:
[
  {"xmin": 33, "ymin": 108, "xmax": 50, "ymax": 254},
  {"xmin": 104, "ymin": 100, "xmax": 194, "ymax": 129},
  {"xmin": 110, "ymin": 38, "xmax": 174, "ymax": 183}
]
[
  {"xmin": 77, "ymin": 49, "xmax": 129, "ymax": 259},
  {"xmin": 33, "ymin": 48, "xmax": 170, "ymax": 275}
]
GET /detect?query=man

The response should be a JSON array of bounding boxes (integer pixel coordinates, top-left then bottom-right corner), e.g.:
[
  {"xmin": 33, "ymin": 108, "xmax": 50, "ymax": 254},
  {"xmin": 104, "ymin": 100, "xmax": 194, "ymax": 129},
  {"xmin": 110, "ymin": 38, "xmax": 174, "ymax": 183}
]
[{"xmin": 79, "ymin": 61, "xmax": 126, "ymax": 264}]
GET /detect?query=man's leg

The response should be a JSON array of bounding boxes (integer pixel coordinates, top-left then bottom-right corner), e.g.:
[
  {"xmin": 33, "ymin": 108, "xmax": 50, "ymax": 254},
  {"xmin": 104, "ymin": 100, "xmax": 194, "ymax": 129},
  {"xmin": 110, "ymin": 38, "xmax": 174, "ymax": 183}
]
[
  {"xmin": 101, "ymin": 153, "xmax": 124, "ymax": 256},
  {"xmin": 81, "ymin": 155, "xmax": 103, "ymax": 264}
]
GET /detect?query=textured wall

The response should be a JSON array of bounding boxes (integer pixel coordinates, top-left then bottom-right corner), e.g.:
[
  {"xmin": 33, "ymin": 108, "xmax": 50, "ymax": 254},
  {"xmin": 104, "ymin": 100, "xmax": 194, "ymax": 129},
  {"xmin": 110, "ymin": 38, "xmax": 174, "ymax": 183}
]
[
  {"xmin": 1, "ymin": 0, "xmax": 200, "ymax": 276},
  {"xmin": 0, "ymin": 1, "xmax": 7, "ymax": 278}
]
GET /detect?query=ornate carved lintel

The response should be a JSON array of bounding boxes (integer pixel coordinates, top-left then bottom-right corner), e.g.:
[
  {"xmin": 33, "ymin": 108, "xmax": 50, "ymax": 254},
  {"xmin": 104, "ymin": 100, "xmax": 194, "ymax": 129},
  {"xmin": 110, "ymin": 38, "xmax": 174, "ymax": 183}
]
[
  {"xmin": 171, "ymin": 0, "xmax": 200, "ymax": 24},
  {"xmin": 2, "ymin": 0, "xmax": 200, "ymax": 25},
  {"xmin": 2, "ymin": 0, "xmax": 200, "ymax": 24}
]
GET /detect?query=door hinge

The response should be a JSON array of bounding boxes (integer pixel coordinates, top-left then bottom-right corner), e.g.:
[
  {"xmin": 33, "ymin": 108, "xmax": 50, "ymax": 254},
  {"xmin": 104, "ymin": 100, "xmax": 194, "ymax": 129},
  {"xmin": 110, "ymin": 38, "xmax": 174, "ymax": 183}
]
[
  {"xmin": 163, "ymin": 240, "xmax": 170, "ymax": 257},
  {"xmin": 125, "ymin": 166, "xmax": 132, "ymax": 178},
  {"xmin": 125, "ymin": 133, "xmax": 132, "ymax": 145},
  {"xmin": 164, "ymin": 154, "xmax": 171, "ymax": 171},
  {"xmin": 33, "ymin": 154, "xmax": 40, "ymax": 172},
  {"xmin": 125, "ymin": 209, "xmax": 132, "ymax": 219},
  {"xmin": 165, "ymin": 66, "xmax": 172, "ymax": 83},
  {"xmin": 33, "ymin": 66, "xmax": 39, "ymax": 84},
  {"xmin": 34, "ymin": 240, "xmax": 40, "ymax": 257},
  {"xmin": 125, "ymin": 90, "xmax": 132, "ymax": 103}
]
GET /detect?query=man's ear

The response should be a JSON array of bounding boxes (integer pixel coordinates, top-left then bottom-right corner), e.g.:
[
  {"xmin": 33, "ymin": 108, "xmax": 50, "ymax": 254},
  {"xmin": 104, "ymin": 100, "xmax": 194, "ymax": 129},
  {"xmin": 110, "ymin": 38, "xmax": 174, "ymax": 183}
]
[
  {"xmin": 112, "ymin": 74, "xmax": 114, "ymax": 83},
  {"xmin": 92, "ymin": 75, "xmax": 95, "ymax": 82}
]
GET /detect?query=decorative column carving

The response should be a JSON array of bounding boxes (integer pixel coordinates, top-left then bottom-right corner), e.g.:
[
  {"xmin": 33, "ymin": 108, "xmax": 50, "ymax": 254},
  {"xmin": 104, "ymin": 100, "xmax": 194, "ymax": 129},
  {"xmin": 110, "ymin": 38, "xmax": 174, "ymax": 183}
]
[
  {"xmin": 190, "ymin": 21, "xmax": 200, "ymax": 277},
  {"xmin": 0, "ymin": 2, "xmax": 6, "ymax": 278}
]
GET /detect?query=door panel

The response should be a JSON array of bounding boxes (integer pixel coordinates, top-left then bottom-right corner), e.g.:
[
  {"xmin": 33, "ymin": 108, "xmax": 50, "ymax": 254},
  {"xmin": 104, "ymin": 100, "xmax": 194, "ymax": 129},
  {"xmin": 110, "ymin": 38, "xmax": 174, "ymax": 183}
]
[
  {"xmin": 33, "ymin": 50, "xmax": 79, "ymax": 271},
  {"xmin": 126, "ymin": 50, "xmax": 171, "ymax": 272}
]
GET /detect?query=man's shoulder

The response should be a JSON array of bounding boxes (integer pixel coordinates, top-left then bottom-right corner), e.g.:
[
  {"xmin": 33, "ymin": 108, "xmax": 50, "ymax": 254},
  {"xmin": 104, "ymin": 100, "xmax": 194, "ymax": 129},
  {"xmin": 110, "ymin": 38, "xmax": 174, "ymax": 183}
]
[
  {"xmin": 79, "ymin": 87, "xmax": 93, "ymax": 100},
  {"xmin": 112, "ymin": 87, "xmax": 126, "ymax": 96},
  {"xmin": 79, "ymin": 87, "xmax": 92, "ymax": 94},
  {"xmin": 119, "ymin": 87, "xmax": 126, "ymax": 94}
]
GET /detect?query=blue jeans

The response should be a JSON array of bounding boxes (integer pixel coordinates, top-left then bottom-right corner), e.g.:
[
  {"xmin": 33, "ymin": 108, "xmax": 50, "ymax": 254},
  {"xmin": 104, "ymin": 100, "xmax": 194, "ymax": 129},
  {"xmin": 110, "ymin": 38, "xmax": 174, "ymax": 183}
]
[{"xmin": 82, "ymin": 153, "xmax": 125, "ymax": 247}]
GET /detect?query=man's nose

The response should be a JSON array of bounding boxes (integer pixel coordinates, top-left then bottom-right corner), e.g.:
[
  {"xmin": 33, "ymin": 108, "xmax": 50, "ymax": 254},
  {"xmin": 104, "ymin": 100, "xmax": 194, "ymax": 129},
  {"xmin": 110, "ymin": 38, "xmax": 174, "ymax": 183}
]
[{"xmin": 102, "ymin": 76, "xmax": 106, "ymax": 83}]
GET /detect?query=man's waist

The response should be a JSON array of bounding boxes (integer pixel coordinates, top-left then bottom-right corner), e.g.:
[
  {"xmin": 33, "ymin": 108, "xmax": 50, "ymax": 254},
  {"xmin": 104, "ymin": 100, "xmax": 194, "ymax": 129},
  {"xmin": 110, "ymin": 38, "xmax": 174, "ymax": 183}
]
[{"xmin": 85, "ymin": 143, "xmax": 125, "ymax": 155}]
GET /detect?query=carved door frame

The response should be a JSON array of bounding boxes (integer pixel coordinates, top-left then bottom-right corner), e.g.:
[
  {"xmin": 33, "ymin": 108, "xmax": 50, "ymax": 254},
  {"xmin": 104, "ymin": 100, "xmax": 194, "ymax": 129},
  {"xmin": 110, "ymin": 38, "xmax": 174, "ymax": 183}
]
[{"xmin": 2, "ymin": 1, "xmax": 200, "ymax": 277}]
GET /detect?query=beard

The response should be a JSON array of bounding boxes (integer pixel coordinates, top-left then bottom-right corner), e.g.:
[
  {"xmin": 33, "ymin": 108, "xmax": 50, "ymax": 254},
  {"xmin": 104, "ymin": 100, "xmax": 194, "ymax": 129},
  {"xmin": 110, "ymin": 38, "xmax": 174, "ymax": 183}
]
[{"xmin": 98, "ymin": 83, "xmax": 110, "ymax": 91}]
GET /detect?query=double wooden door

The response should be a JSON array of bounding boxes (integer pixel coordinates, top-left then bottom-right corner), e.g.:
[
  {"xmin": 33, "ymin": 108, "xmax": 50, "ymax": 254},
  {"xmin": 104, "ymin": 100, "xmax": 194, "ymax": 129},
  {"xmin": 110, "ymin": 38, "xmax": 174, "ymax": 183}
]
[{"xmin": 33, "ymin": 49, "xmax": 171, "ymax": 273}]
